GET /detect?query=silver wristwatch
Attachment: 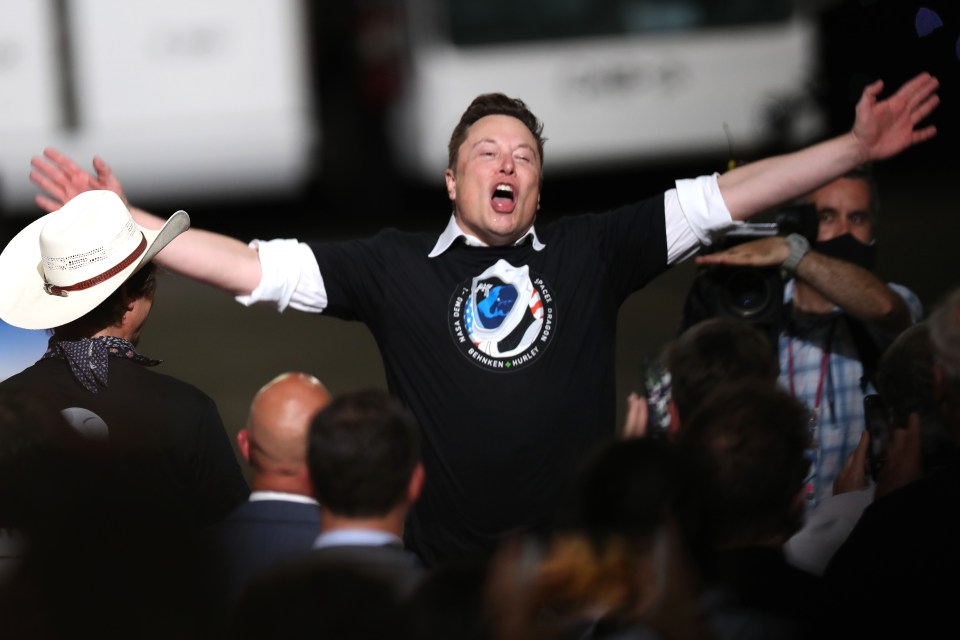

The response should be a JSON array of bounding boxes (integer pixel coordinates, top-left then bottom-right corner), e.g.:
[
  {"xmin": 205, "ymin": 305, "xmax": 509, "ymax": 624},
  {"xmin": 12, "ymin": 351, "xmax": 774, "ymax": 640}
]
[{"xmin": 781, "ymin": 233, "xmax": 810, "ymax": 275}]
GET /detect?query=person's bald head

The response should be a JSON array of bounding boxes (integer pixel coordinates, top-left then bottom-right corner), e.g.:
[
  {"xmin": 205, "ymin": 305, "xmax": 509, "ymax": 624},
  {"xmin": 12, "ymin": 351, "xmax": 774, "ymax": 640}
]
[{"xmin": 238, "ymin": 372, "xmax": 332, "ymax": 490}]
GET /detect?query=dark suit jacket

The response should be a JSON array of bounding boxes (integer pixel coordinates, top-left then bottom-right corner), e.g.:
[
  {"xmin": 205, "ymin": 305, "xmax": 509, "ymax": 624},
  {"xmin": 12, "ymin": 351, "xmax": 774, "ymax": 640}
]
[
  {"xmin": 701, "ymin": 546, "xmax": 826, "ymax": 640},
  {"xmin": 0, "ymin": 357, "xmax": 249, "ymax": 528},
  {"xmin": 201, "ymin": 498, "xmax": 321, "ymax": 619},
  {"xmin": 823, "ymin": 458, "xmax": 960, "ymax": 636},
  {"xmin": 229, "ymin": 540, "xmax": 425, "ymax": 639},
  {"xmin": 303, "ymin": 542, "xmax": 425, "ymax": 599}
]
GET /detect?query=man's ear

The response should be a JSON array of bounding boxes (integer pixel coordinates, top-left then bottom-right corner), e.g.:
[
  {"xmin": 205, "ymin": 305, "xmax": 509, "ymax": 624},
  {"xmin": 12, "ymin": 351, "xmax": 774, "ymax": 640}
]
[
  {"xmin": 237, "ymin": 429, "xmax": 251, "ymax": 463},
  {"xmin": 407, "ymin": 463, "xmax": 425, "ymax": 504},
  {"xmin": 119, "ymin": 283, "xmax": 136, "ymax": 316},
  {"xmin": 444, "ymin": 168, "xmax": 457, "ymax": 201}
]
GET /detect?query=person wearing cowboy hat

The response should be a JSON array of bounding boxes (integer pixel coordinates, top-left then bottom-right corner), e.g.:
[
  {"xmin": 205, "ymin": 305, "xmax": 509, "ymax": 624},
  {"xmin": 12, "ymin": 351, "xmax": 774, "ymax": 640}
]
[{"xmin": 0, "ymin": 190, "xmax": 249, "ymax": 528}]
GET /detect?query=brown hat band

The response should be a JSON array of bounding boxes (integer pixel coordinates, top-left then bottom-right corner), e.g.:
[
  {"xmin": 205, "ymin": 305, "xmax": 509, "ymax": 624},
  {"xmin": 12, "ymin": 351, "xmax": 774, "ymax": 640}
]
[{"xmin": 43, "ymin": 234, "xmax": 148, "ymax": 297}]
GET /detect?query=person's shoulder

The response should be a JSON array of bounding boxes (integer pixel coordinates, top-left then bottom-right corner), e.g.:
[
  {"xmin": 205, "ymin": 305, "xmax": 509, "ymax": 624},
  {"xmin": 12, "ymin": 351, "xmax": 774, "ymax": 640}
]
[
  {"xmin": 316, "ymin": 226, "xmax": 433, "ymax": 246},
  {"xmin": 120, "ymin": 360, "xmax": 218, "ymax": 406},
  {"xmin": 539, "ymin": 196, "xmax": 666, "ymax": 234},
  {"xmin": 371, "ymin": 226, "xmax": 436, "ymax": 249},
  {"xmin": 0, "ymin": 357, "xmax": 56, "ymax": 383},
  {"xmin": 227, "ymin": 498, "xmax": 319, "ymax": 522}
]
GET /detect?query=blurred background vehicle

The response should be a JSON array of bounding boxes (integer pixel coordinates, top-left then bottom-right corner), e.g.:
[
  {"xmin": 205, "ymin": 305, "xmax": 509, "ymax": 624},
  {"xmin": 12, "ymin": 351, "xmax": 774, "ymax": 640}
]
[
  {"xmin": 0, "ymin": 0, "xmax": 317, "ymax": 213},
  {"xmin": 388, "ymin": 0, "xmax": 825, "ymax": 182}
]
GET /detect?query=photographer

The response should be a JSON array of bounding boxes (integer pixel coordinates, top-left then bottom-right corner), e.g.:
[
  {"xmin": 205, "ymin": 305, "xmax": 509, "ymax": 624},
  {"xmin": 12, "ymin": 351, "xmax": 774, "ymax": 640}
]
[{"xmin": 695, "ymin": 167, "xmax": 922, "ymax": 508}]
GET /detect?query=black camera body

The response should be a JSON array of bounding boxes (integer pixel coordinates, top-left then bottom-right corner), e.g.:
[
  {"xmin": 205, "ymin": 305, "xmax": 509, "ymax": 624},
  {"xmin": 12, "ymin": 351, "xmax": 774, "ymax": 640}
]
[{"xmin": 680, "ymin": 203, "xmax": 818, "ymax": 342}]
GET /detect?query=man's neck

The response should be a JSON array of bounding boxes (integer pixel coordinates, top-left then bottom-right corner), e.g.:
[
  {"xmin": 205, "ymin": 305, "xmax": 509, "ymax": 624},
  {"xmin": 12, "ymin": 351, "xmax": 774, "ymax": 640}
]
[
  {"xmin": 250, "ymin": 474, "xmax": 313, "ymax": 498},
  {"xmin": 53, "ymin": 325, "xmax": 124, "ymax": 343},
  {"xmin": 453, "ymin": 217, "xmax": 532, "ymax": 248},
  {"xmin": 92, "ymin": 327, "xmax": 133, "ymax": 342},
  {"xmin": 320, "ymin": 508, "xmax": 406, "ymax": 538}
]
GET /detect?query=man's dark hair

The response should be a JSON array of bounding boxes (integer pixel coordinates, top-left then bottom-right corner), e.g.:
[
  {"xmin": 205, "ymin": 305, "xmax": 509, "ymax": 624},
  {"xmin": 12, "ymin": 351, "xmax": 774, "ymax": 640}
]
[
  {"xmin": 52, "ymin": 262, "xmax": 158, "ymax": 335},
  {"xmin": 665, "ymin": 317, "xmax": 779, "ymax": 424},
  {"xmin": 808, "ymin": 164, "xmax": 880, "ymax": 218},
  {"xmin": 308, "ymin": 389, "xmax": 420, "ymax": 517},
  {"xmin": 680, "ymin": 381, "xmax": 810, "ymax": 549},
  {"xmin": 844, "ymin": 164, "xmax": 878, "ymax": 204},
  {"xmin": 575, "ymin": 437, "xmax": 689, "ymax": 539},
  {"xmin": 876, "ymin": 322, "xmax": 954, "ymax": 473},
  {"xmin": 447, "ymin": 93, "xmax": 546, "ymax": 171},
  {"xmin": 877, "ymin": 322, "xmax": 937, "ymax": 425}
]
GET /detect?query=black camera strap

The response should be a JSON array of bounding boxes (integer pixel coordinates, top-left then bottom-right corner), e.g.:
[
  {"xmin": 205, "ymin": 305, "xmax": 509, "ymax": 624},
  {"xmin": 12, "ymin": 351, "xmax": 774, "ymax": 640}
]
[{"xmin": 843, "ymin": 315, "xmax": 883, "ymax": 393}]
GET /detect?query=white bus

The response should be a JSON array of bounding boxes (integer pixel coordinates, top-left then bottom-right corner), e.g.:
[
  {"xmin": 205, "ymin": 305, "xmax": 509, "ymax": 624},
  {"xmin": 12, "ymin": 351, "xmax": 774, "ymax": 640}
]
[{"xmin": 388, "ymin": 0, "xmax": 825, "ymax": 180}]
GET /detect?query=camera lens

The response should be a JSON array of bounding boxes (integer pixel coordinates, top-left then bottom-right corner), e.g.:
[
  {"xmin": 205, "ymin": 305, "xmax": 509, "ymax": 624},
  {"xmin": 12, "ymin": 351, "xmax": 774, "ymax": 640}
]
[{"xmin": 721, "ymin": 269, "xmax": 773, "ymax": 318}]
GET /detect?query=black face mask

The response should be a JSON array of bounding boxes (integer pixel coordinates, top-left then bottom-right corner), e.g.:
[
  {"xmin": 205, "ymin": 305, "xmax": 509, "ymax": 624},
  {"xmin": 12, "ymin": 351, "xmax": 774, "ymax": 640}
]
[{"xmin": 815, "ymin": 233, "xmax": 877, "ymax": 270}]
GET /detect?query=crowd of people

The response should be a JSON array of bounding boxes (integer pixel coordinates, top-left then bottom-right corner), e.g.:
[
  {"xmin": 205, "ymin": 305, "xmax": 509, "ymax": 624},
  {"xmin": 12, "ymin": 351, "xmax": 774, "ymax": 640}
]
[{"xmin": 0, "ymin": 71, "xmax": 955, "ymax": 638}]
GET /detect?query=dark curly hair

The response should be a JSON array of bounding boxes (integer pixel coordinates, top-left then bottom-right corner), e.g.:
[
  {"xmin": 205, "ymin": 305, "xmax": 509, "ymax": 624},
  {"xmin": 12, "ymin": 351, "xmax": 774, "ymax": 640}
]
[{"xmin": 52, "ymin": 262, "xmax": 157, "ymax": 335}]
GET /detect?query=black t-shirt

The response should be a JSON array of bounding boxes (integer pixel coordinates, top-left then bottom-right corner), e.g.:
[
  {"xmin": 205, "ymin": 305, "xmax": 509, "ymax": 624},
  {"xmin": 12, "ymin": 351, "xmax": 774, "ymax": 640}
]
[{"xmin": 311, "ymin": 197, "xmax": 668, "ymax": 566}]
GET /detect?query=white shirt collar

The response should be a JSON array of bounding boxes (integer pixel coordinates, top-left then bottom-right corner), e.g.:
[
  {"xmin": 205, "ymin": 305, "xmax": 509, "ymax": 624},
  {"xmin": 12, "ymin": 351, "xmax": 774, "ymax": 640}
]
[
  {"xmin": 428, "ymin": 214, "xmax": 545, "ymax": 258},
  {"xmin": 312, "ymin": 528, "xmax": 403, "ymax": 549},
  {"xmin": 248, "ymin": 490, "xmax": 319, "ymax": 506}
]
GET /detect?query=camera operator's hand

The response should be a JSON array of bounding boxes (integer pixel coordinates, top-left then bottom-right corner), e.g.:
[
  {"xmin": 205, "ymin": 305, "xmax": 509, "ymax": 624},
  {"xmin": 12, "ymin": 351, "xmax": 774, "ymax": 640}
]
[
  {"xmin": 834, "ymin": 430, "xmax": 871, "ymax": 495},
  {"xmin": 694, "ymin": 237, "xmax": 789, "ymax": 268},
  {"xmin": 875, "ymin": 413, "xmax": 923, "ymax": 499}
]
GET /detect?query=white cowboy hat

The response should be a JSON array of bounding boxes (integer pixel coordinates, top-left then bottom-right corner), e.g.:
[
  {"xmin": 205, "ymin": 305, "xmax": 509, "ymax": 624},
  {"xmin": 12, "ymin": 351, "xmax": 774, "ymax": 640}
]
[{"xmin": 0, "ymin": 190, "xmax": 189, "ymax": 330}]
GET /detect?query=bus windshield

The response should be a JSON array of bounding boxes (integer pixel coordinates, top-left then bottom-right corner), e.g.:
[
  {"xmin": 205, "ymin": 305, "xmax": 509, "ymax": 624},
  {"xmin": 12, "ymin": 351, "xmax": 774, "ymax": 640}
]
[{"xmin": 445, "ymin": 0, "xmax": 794, "ymax": 46}]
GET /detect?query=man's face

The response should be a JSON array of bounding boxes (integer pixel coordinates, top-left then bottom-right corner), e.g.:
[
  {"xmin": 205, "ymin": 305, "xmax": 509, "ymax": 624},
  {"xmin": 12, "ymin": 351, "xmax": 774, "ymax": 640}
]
[
  {"xmin": 444, "ymin": 114, "xmax": 541, "ymax": 247},
  {"xmin": 811, "ymin": 177, "xmax": 874, "ymax": 244}
]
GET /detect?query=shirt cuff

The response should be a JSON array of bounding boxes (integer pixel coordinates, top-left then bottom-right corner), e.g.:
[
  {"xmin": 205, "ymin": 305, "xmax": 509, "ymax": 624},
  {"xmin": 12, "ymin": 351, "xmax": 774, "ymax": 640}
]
[
  {"xmin": 675, "ymin": 173, "xmax": 738, "ymax": 245},
  {"xmin": 235, "ymin": 238, "xmax": 321, "ymax": 312}
]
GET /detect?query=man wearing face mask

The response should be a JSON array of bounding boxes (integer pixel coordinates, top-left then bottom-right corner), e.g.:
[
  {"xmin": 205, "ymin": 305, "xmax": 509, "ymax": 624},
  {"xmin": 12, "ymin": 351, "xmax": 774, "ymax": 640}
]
[{"xmin": 695, "ymin": 167, "xmax": 922, "ymax": 508}]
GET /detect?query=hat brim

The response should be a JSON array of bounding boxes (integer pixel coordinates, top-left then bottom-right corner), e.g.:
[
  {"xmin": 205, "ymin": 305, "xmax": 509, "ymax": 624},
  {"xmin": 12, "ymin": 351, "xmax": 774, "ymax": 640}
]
[{"xmin": 0, "ymin": 209, "xmax": 190, "ymax": 330}]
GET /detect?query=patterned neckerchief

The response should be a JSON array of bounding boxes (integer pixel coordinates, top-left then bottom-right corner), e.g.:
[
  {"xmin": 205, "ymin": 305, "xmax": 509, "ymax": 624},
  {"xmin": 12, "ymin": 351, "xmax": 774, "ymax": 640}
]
[{"xmin": 41, "ymin": 336, "xmax": 161, "ymax": 393}]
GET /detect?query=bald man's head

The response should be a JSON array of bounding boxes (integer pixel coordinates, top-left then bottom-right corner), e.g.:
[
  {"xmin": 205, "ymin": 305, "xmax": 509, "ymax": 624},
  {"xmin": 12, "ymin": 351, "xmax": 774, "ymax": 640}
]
[{"xmin": 239, "ymin": 372, "xmax": 332, "ymax": 491}]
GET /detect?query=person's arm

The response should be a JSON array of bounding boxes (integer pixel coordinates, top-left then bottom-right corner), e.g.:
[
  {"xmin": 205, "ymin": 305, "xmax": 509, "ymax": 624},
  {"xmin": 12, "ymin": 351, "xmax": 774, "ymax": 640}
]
[
  {"xmin": 718, "ymin": 73, "xmax": 939, "ymax": 221},
  {"xmin": 30, "ymin": 148, "xmax": 263, "ymax": 296},
  {"xmin": 694, "ymin": 236, "xmax": 912, "ymax": 335}
]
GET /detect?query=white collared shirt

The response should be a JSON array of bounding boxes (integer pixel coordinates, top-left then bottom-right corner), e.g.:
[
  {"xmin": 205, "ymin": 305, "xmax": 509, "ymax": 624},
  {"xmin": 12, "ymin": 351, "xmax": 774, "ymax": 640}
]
[
  {"xmin": 247, "ymin": 490, "xmax": 319, "ymax": 506},
  {"xmin": 236, "ymin": 173, "xmax": 734, "ymax": 312},
  {"xmin": 312, "ymin": 528, "xmax": 403, "ymax": 549},
  {"xmin": 426, "ymin": 215, "xmax": 546, "ymax": 257}
]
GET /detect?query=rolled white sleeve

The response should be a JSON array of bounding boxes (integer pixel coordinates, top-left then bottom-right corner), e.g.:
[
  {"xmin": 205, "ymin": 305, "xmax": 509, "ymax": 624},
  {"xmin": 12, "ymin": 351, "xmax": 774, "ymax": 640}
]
[
  {"xmin": 664, "ymin": 173, "xmax": 739, "ymax": 264},
  {"xmin": 234, "ymin": 239, "xmax": 328, "ymax": 313}
]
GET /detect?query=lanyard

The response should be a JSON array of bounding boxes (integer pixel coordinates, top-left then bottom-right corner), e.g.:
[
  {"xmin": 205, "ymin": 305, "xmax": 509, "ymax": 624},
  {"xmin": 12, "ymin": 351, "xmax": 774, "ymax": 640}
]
[{"xmin": 787, "ymin": 318, "xmax": 837, "ymax": 418}]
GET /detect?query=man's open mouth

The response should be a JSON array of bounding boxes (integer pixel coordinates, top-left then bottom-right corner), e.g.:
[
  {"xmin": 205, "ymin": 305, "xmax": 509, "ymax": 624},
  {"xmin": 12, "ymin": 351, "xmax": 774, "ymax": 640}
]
[{"xmin": 492, "ymin": 184, "xmax": 516, "ymax": 213}]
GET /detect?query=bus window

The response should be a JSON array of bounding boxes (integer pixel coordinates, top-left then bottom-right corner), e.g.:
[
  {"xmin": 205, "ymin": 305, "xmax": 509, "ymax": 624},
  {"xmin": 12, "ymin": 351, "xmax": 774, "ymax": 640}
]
[{"xmin": 447, "ymin": 0, "xmax": 794, "ymax": 46}]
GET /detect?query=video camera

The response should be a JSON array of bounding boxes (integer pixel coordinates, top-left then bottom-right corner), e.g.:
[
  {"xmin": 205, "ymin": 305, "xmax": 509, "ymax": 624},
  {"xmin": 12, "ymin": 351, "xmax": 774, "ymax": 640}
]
[{"xmin": 679, "ymin": 202, "xmax": 819, "ymax": 342}]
